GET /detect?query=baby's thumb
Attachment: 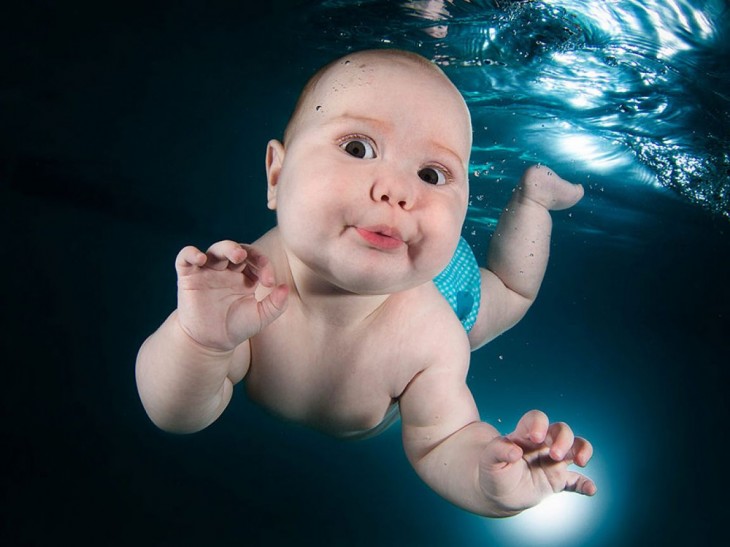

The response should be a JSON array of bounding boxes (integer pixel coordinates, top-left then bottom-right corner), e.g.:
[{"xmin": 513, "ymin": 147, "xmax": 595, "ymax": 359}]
[
  {"xmin": 257, "ymin": 284, "xmax": 289, "ymax": 329},
  {"xmin": 483, "ymin": 436, "xmax": 523, "ymax": 468}
]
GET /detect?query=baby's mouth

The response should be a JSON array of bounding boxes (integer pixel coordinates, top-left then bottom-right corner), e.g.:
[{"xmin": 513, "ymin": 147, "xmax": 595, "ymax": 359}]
[{"xmin": 354, "ymin": 226, "xmax": 404, "ymax": 250}]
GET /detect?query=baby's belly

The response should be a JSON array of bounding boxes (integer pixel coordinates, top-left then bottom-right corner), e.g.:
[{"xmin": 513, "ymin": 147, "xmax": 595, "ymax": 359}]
[
  {"xmin": 244, "ymin": 352, "xmax": 398, "ymax": 437},
  {"xmin": 245, "ymin": 379, "xmax": 397, "ymax": 436},
  {"xmin": 337, "ymin": 400, "xmax": 400, "ymax": 440}
]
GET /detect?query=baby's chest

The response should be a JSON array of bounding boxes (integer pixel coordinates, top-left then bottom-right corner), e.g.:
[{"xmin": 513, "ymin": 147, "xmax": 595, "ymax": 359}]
[{"xmin": 246, "ymin": 324, "xmax": 422, "ymax": 433}]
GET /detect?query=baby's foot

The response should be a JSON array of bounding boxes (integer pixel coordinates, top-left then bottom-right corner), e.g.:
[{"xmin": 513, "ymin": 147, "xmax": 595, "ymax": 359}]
[{"xmin": 518, "ymin": 164, "xmax": 584, "ymax": 211}]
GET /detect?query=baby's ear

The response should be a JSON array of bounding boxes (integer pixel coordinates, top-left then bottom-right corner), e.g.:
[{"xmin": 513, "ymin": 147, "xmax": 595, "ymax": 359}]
[{"xmin": 265, "ymin": 140, "xmax": 285, "ymax": 210}]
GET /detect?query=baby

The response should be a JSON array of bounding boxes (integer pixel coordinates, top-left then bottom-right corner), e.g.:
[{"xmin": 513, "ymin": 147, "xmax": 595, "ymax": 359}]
[{"xmin": 136, "ymin": 49, "xmax": 596, "ymax": 517}]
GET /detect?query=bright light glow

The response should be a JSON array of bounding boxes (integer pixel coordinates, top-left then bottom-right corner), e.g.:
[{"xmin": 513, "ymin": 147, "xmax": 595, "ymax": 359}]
[
  {"xmin": 567, "ymin": 94, "xmax": 593, "ymax": 109},
  {"xmin": 557, "ymin": 133, "xmax": 632, "ymax": 172},
  {"xmin": 493, "ymin": 492, "xmax": 599, "ymax": 546},
  {"xmin": 481, "ymin": 450, "xmax": 620, "ymax": 546},
  {"xmin": 693, "ymin": 9, "xmax": 713, "ymax": 39},
  {"xmin": 542, "ymin": 52, "xmax": 609, "ymax": 109},
  {"xmin": 668, "ymin": 0, "xmax": 690, "ymax": 31}
]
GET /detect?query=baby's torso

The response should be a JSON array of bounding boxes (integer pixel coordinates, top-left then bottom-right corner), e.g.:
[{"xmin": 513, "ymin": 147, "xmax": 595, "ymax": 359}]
[
  {"xmin": 242, "ymin": 228, "xmax": 473, "ymax": 437},
  {"xmin": 245, "ymin": 284, "xmax": 457, "ymax": 437}
]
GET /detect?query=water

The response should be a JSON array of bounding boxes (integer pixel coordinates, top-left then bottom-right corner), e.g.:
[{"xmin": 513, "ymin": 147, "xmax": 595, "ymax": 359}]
[
  {"xmin": 305, "ymin": 0, "xmax": 730, "ymax": 224},
  {"xmin": 2, "ymin": 1, "xmax": 728, "ymax": 546}
]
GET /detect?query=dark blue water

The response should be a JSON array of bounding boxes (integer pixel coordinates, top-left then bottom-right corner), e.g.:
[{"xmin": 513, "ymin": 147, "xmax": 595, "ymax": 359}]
[{"xmin": 3, "ymin": 1, "xmax": 728, "ymax": 545}]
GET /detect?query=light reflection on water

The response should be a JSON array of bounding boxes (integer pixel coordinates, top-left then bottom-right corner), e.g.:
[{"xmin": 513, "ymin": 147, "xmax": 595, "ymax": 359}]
[{"xmin": 303, "ymin": 0, "xmax": 730, "ymax": 222}]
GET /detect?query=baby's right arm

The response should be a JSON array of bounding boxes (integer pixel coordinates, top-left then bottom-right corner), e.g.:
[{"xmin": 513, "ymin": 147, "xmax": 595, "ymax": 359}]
[{"xmin": 135, "ymin": 240, "xmax": 289, "ymax": 433}]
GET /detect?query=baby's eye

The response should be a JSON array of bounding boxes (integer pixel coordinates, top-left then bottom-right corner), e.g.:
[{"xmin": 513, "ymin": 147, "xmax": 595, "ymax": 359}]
[
  {"xmin": 341, "ymin": 138, "xmax": 376, "ymax": 159},
  {"xmin": 418, "ymin": 167, "xmax": 447, "ymax": 185}
]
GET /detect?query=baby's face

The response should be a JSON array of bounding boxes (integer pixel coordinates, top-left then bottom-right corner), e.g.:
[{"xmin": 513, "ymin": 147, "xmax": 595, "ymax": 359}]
[{"xmin": 269, "ymin": 53, "xmax": 472, "ymax": 294}]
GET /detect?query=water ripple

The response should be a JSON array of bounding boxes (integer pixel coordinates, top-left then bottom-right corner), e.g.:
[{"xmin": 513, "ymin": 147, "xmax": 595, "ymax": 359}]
[{"xmin": 301, "ymin": 0, "xmax": 730, "ymax": 221}]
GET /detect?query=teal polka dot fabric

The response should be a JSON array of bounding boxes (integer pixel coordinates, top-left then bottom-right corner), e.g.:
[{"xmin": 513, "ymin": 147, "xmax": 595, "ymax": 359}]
[{"xmin": 433, "ymin": 237, "xmax": 482, "ymax": 333}]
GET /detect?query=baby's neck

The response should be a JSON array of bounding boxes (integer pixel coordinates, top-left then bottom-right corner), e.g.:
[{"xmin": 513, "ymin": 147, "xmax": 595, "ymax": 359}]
[{"xmin": 286, "ymin": 256, "xmax": 391, "ymax": 330}]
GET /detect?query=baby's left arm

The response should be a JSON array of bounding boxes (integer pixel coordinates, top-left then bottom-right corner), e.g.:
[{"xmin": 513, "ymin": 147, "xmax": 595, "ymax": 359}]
[
  {"xmin": 468, "ymin": 165, "xmax": 584, "ymax": 349},
  {"xmin": 399, "ymin": 339, "xmax": 595, "ymax": 517}
]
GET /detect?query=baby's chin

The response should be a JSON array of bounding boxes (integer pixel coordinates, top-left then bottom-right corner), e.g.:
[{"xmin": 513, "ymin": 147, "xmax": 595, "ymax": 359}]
[
  {"xmin": 326, "ymin": 272, "xmax": 426, "ymax": 296},
  {"xmin": 337, "ymin": 262, "xmax": 449, "ymax": 296},
  {"xmin": 287, "ymin": 236, "xmax": 457, "ymax": 296}
]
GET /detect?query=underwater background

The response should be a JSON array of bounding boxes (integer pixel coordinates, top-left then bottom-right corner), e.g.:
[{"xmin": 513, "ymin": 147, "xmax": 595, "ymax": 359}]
[{"xmin": 2, "ymin": 1, "xmax": 728, "ymax": 545}]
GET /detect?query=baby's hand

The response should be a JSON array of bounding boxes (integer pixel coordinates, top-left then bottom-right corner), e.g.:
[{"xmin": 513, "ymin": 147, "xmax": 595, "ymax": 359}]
[
  {"xmin": 175, "ymin": 241, "xmax": 289, "ymax": 352},
  {"xmin": 518, "ymin": 164, "xmax": 584, "ymax": 211},
  {"xmin": 478, "ymin": 410, "xmax": 596, "ymax": 516}
]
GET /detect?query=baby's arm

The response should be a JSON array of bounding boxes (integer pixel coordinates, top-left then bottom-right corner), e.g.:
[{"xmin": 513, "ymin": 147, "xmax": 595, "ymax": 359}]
[
  {"xmin": 469, "ymin": 165, "xmax": 583, "ymax": 349},
  {"xmin": 135, "ymin": 241, "xmax": 288, "ymax": 433},
  {"xmin": 400, "ymin": 340, "xmax": 595, "ymax": 516}
]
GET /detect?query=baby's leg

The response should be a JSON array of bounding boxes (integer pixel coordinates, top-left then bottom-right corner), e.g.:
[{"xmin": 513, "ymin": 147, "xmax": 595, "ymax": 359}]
[
  {"xmin": 470, "ymin": 165, "xmax": 583, "ymax": 346},
  {"xmin": 488, "ymin": 165, "xmax": 583, "ymax": 298},
  {"xmin": 517, "ymin": 164, "xmax": 584, "ymax": 211}
]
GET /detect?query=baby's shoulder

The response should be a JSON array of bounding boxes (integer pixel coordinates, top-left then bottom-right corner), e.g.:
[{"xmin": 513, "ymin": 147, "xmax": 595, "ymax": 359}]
[
  {"xmin": 356, "ymin": 284, "xmax": 470, "ymax": 399},
  {"xmin": 388, "ymin": 282, "xmax": 471, "ymax": 359}
]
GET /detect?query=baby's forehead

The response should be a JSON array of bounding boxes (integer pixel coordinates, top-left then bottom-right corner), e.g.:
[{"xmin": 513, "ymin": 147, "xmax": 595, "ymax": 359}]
[
  {"xmin": 285, "ymin": 50, "xmax": 472, "ymax": 150},
  {"xmin": 318, "ymin": 52, "xmax": 446, "ymax": 90}
]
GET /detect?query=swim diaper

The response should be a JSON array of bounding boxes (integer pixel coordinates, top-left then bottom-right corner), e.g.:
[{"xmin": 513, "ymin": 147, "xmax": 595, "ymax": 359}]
[{"xmin": 433, "ymin": 236, "xmax": 481, "ymax": 333}]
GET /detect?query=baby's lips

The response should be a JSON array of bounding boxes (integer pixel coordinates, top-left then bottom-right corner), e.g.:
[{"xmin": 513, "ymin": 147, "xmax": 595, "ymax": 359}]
[
  {"xmin": 359, "ymin": 223, "xmax": 404, "ymax": 242},
  {"xmin": 355, "ymin": 226, "xmax": 405, "ymax": 250}
]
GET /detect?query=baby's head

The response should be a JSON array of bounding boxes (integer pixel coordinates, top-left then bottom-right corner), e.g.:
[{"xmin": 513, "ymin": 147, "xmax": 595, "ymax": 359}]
[
  {"xmin": 282, "ymin": 49, "xmax": 472, "ymax": 149},
  {"xmin": 266, "ymin": 49, "xmax": 473, "ymax": 294}
]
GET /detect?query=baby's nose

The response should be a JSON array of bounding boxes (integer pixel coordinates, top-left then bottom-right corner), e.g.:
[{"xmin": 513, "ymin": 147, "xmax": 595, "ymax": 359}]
[{"xmin": 371, "ymin": 170, "xmax": 414, "ymax": 210}]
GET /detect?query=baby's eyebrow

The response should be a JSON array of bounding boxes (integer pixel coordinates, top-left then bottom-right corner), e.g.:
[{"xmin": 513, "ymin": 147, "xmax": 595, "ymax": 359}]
[
  {"xmin": 431, "ymin": 143, "xmax": 466, "ymax": 169},
  {"xmin": 325, "ymin": 113, "xmax": 393, "ymax": 132}
]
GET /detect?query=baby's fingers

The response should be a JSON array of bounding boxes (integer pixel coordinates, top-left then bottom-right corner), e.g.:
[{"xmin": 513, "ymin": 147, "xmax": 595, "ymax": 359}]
[
  {"xmin": 482, "ymin": 436, "xmax": 524, "ymax": 469},
  {"xmin": 563, "ymin": 471, "xmax": 597, "ymax": 496},
  {"xmin": 564, "ymin": 436, "xmax": 594, "ymax": 468},
  {"xmin": 176, "ymin": 245, "xmax": 207, "ymax": 273},
  {"xmin": 204, "ymin": 240, "xmax": 248, "ymax": 271},
  {"xmin": 257, "ymin": 284, "xmax": 290, "ymax": 327},
  {"xmin": 239, "ymin": 245, "xmax": 276, "ymax": 287},
  {"xmin": 509, "ymin": 409, "xmax": 550, "ymax": 446},
  {"xmin": 545, "ymin": 421, "xmax": 575, "ymax": 461}
]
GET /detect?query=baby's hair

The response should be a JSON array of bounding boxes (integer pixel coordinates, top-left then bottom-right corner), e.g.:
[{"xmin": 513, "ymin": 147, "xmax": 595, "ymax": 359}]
[{"xmin": 282, "ymin": 49, "xmax": 447, "ymax": 145}]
